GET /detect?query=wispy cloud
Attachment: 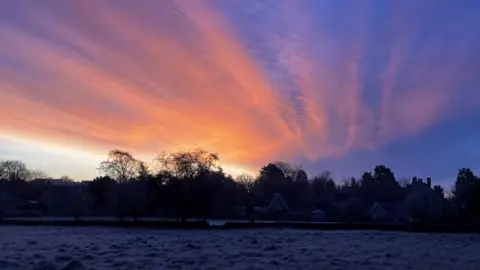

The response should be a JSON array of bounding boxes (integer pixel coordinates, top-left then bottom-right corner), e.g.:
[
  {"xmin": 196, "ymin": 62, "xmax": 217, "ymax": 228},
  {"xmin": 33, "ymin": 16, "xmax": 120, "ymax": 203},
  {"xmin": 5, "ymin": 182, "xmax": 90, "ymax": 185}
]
[{"xmin": 0, "ymin": 0, "xmax": 479, "ymax": 173}]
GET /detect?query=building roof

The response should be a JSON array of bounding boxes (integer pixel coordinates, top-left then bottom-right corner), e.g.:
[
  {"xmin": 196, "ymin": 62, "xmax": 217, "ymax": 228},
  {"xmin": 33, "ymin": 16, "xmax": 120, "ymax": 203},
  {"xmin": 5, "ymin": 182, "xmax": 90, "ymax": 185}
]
[
  {"xmin": 267, "ymin": 193, "xmax": 289, "ymax": 212},
  {"xmin": 368, "ymin": 202, "xmax": 389, "ymax": 217},
  {"xmin": 369, "ymin": 201, "xmax": 410, "ymax": 219},
  {"xmin": 255, "ymin": 193, "xmax": 290, "ymax": 214}
]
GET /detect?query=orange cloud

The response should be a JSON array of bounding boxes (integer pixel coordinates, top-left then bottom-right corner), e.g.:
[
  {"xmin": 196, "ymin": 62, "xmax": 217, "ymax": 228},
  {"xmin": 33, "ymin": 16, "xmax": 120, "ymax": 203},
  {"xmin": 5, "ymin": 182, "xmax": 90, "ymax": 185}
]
[
  {"xmin": 0, "ymin": 1, "xmax": 302, "ymax": 170},
  {"xmin": 0, "ymin": 0, "xmax": 478, "ymax": 174}
]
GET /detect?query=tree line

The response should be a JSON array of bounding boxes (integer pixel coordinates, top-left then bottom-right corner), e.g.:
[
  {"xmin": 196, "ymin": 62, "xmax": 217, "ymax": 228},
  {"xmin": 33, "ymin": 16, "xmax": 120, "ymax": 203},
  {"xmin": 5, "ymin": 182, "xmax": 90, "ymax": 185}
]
[{"xmin": 1, "ymin": 149, "xmax": 479, "ymax": 223}]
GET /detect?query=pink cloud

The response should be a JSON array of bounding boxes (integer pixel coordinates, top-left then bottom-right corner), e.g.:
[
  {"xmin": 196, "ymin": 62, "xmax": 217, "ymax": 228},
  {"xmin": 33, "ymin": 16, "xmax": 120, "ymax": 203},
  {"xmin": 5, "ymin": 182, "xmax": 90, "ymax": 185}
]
[{"xmin": 0, "ymin": 0, "xmax": 478, "ymax": 171}]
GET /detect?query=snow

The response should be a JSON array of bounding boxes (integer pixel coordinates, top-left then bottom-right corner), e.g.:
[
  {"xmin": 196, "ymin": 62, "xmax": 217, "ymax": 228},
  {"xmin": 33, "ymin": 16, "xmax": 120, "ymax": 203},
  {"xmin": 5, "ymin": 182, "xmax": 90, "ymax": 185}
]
[{"xmin": 0, "ymin": 226, "xmax": 479, "ymax": 269}]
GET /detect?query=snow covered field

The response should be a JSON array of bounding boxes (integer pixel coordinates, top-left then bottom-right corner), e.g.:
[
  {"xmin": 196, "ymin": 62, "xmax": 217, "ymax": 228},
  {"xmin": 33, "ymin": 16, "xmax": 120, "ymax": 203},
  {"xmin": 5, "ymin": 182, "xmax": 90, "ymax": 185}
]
[{"xmin": 0, "ymin": 226, "xmax": 479, "ymax": 270}]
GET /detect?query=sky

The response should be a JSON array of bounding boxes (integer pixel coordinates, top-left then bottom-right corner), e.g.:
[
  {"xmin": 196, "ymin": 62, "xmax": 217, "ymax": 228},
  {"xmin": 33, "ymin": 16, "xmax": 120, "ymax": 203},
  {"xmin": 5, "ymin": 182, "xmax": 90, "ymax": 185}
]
[{"xmin": 0, "ymin": 0, "xmax": 479, "ymax": 187}]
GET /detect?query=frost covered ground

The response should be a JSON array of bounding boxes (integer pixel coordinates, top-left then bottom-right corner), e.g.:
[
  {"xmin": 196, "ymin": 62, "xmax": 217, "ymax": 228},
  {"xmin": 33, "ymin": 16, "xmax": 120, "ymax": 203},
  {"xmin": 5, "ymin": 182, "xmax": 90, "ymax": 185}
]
[{"xmin": 0, "ymin": 226, "xmax": 479, "ymax": 270}]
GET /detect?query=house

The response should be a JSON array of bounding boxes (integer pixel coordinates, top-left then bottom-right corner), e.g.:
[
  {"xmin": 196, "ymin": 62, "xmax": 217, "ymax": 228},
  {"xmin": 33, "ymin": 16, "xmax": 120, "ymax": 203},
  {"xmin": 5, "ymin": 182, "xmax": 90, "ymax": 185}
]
[
  {"xmin": 268, "ymin": 193, "xmax": 290, "ymax": 213},
  {"xmin": 404, "ymin": 183, "xmax": 444, "ymax": 221},
  {"xmin": 254, "ymin": 193, "xmax": 290, "ymax": 217},
  {"xmin": 368, "ymin": 202, "xmax": 390, "ymax": 221},
  {"xmin": 368, "ymin": 202, "xmax": 410, "ymax": 222}
]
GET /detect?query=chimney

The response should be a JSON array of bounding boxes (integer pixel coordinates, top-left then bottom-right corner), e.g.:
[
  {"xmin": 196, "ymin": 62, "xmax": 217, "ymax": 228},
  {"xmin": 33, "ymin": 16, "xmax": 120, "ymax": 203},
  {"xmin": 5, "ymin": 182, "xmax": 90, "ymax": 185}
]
[
  {"xmin": 426, "ymin": 177, "xmax": 432, "ymax": 188},
  {"xmin": 412, "ymin": 177, "xmax": 417, "ymax": 184}
]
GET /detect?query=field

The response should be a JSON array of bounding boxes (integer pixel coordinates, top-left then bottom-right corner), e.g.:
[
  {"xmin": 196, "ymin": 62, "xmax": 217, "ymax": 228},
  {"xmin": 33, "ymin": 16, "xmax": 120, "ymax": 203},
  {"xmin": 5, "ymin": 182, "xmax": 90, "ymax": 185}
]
[{"xmin": 0, "ymin": 226, "xmax": 479, "ymax": 269}]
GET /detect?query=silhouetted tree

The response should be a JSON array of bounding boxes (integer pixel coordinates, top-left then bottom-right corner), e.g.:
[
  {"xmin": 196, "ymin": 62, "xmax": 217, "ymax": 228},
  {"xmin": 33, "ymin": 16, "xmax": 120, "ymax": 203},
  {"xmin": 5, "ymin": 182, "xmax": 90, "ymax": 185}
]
[
  {"xmin": 273, "ymin": 161, "xmax": 302, "ymax": 181},
  {"xmin": 154, "ymin": 149, "xmax": 220, "ymax": 180},
  {"xmin": 60, "ymin": 175, "xmax": 74, "ymax": 182},
  {"xmin": 453, "ymin": 168, "xmax": 477, "ymax": 203},
  {"xmin": 467, "ymin": 181, "xmax": 480, "ymax": 219},
  {"xmin": 359, "ymin": 171, "xmax": 376, "ymax": 204},
  {"xmin": 29, "ymin": 170, "xmax": 50, "ymax": 180},
  {"xmin": 290, "ymin": 169, "xmax": 311, "ymax": 209},
  {"xmin": 236, "ymin": 173, "xmax": 255, "ymax": 190},
  {"xmin": 145, "ymin": 174, "xmax": 163, "ymax": 216},
  {"xmin": 154, "ymin": 149, "xmax": 222, "ymax": 222},
  {"xmin": 452, "ymin": 168, "xmax": 478, "ymax": 221},
  {"xmin": 340, "ymin": 177, "xmax": 361, "ymax": 197},
  {"xmin": 256, "ymin": 163, "xmax": 287, "ymax": 202},
  {"xmin": 236, "ymin": 174, "xmax": 256, "ymax": 221},
  {"xmin": 0, "ymin": 160, "xmax": 30, "ymax": 181},
  {"xmin": 433, "ymin": 185, "xmax": 445, "ymax": 199},
  {"xmin": 373, "ymin": 165, "xmax": 403, "ymax": 202},
  {"xmin": 311, "ymin": 171, "xmax": 337, "ymax": 212},
  {"xmin": 88, "ymin": 176, "xmax": 117, "ymax": 210},
  {"xmin": 137, "ymin": 162, "xmax": 152, "ymax": 181},
  {"xmin": 98, "ymin": 150, "xmax": 142, "ymax": 184},
  {"xmin": 5, "ymin": 149, "xmax": 478, "ymax": 224}
]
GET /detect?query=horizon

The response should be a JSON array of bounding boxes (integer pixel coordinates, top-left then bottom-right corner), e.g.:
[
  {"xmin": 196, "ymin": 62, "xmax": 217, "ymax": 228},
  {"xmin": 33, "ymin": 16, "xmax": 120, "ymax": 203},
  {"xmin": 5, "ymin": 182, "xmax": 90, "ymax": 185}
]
[
  {"xmin": 1, "ymin": 0, "xmax": 480, "ymax": 188},
  {"xmin": 0, "ymin": 147, "xmax": 459, "ymax": 194}
]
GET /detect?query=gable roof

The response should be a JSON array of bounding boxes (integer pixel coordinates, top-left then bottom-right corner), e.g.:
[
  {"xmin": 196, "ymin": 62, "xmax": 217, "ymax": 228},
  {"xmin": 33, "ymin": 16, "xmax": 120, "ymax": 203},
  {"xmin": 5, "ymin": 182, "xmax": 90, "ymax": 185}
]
[
  {"xmin": 368, "ymin": 202, "xmax": 389, "ymax": 217},
  {"xmin": 267, "ymin": 193, "xmax": 289, "ymax": 212},
  {"xmin": 369, "ymin": 201, "xmax": 411, "ymax": 219}
]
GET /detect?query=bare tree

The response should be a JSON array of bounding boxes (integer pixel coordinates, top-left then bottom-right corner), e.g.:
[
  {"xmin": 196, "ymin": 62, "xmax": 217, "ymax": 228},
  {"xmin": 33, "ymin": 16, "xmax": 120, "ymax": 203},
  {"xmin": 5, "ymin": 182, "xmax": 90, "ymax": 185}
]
[
  {"xmin": 98, "ymin": 150, "xmax": 143, "ymax": 183},
  {"xmin": 236, "ymin": 174, "xmax": 256, "ymax": 194},
  {"xmin": 0, "ymin": 160, "xmax": 30, "ymax": 181},
  {"xmin": 60, "ymin": 175, "xmax": 74, "ymax": 182},
  {"xmin": 29, "ymin": 169, "xmax": 50, "ymax": 181},
  {"xmin": 273, "ymin": 161, "xmax": 295, "ymax": 179},
  {"xmin": 1, "ymin": 160, "xmax": 12, "ymax": 180},
  {"xmin": 154, "ymin": 149, "xmax": 220, "ymax": 180},
  {"xmin": 0, "ymin": 160, "xmax": 7, "ymax": 180}
]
